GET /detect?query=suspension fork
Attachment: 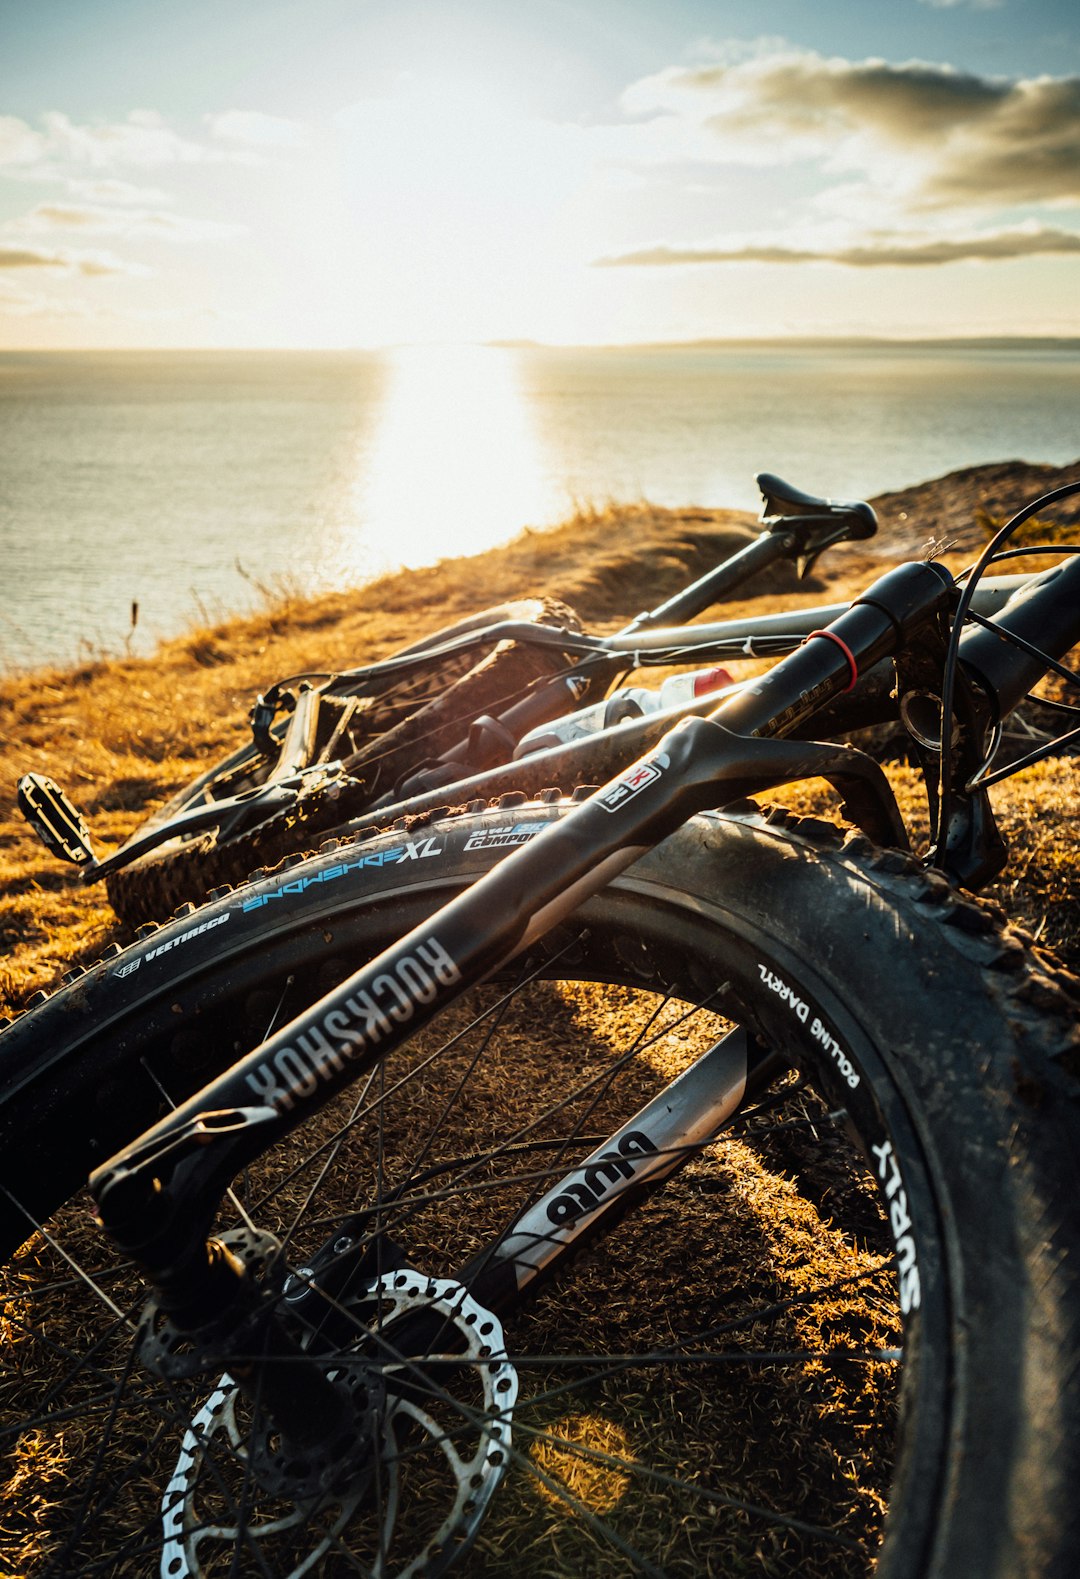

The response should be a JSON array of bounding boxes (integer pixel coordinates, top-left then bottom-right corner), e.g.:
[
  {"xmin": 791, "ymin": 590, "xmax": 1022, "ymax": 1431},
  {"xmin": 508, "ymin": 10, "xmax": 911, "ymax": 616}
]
[{"xmin": 90, "ymin": 560, "xmax": 954, "ymax": 1434}]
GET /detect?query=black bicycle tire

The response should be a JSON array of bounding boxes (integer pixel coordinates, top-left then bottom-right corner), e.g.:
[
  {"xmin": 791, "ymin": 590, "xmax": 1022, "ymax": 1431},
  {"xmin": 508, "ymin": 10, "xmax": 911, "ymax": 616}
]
[
  {"xmin": 2, "ymin": 800, "xmax": 1079, "ymax": 1577},
  {"xmin": 104, "ymin": 596, "xmax": 585, "ymax": 927}
]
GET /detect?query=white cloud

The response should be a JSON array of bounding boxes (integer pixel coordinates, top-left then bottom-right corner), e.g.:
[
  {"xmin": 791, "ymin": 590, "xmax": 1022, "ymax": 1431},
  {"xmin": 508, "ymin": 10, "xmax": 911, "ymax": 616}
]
[
  {"xmin": 0, "ymin": 243, "xmax": 151, "ymax": 276},
  {"xmin": 0, "ymin": 108, "xmax": 302, "ymax": 179},
  {"xmin": 205, "ymin": 110, "xmax": 311, "ymax": 149},
  {"xmin": 0, "ymin": 115, "xmax": 46, "ymax": 167},
  {"xmin": 11, "ymin": 202, "xmax": 245, "ymax": 242},
  {"xmin": 67, "ymin": 177, "xmax": 173, "ymax": 205},
  {"xmin": 39, "ymin": 109, "xmax": 226, "ymax": 167},
  {"xmin": 620, "ymin": 49, "xmax": 1080, "ymax": 210},
  {"xmin": 597, "ymin": 224, "xmax": 1080, "ymax": 268},
  {"xmin": 0, "ymin": 108, "xmax": 309, "ymax": 192}
]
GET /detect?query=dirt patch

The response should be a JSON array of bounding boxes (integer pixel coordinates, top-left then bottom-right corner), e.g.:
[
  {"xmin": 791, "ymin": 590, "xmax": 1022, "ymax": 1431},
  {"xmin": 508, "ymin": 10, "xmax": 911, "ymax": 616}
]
[{"xmin": 868, "ymin": 457, "xmax": 1080, "ymax": 557}]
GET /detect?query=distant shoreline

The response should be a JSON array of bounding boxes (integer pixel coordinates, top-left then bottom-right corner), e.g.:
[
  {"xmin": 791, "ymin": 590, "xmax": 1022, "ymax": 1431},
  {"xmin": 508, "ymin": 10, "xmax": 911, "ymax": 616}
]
[
  {"xmin": 3, "ymin": 336, "xmax": 1080, "ymax": 358},
  {"xmin": 487, "ymin": 335, "xmax": 1080, "ymax": 353}
]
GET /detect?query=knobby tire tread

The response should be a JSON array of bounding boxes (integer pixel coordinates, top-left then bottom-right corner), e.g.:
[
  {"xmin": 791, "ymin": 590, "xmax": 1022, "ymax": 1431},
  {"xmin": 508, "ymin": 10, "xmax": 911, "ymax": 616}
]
[{"xmin": 105, "ymin": 597, "xmax": 585, "ymax": 927}]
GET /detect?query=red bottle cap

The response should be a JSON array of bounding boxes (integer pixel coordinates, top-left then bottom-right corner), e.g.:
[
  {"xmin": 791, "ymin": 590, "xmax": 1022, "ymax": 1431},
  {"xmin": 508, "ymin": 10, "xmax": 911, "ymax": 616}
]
[{"xmin": 692, "ymin": 665, "xmax": 735, "ymax": 697}]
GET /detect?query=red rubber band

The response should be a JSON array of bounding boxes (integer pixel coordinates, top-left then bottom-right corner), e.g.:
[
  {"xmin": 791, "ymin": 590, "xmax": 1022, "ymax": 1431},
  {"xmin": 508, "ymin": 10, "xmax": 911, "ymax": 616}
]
[{"xmin": 805, "ymin": 629, "xmax": 858, "ymax": 693}]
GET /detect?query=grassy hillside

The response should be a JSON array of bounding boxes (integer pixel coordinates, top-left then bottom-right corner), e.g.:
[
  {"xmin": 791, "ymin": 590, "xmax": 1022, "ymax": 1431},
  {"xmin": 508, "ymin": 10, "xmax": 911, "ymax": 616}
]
[{"xmin": 1, "ymin": 464, "xmax": 1077, "ymax": 1014}]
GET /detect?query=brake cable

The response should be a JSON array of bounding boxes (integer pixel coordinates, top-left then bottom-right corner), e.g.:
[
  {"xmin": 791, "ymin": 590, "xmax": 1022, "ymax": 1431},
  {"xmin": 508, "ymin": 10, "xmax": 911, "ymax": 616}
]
[{"xmin": 934, "ymin": 479, "xmax": 1080, "ymax": 862}]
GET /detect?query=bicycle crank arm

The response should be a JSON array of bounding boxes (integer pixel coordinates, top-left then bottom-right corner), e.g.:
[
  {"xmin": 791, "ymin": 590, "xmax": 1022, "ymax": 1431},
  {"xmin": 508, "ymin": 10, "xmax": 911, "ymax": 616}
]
[{"xmin": 18, "ymin": 769, "xmax": 318, "ymax": 885}]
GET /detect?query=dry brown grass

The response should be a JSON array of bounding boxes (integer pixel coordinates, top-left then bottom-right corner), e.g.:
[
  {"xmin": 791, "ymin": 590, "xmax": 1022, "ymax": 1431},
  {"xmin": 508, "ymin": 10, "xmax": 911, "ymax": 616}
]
[
  {"xmin": 1, "ymin": 482, "xmax": 1077, "ymax": 1003},
  {"xmin": 0, "ymin": 499, "xmax": 780, "ymax": 1012}
]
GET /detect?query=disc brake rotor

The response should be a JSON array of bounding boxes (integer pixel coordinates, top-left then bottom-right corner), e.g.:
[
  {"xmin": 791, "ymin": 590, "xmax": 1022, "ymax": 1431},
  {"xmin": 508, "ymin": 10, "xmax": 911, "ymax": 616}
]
[{"xmin": 160, "ymin": 1269, "xmax": 519, "ymax": 1578}]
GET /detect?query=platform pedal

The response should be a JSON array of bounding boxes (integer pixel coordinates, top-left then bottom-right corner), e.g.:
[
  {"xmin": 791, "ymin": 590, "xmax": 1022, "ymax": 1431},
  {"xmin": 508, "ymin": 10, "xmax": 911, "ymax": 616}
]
[{"xmin": 17, "ymin": 773, "xmax": 97, "ymax": 866}]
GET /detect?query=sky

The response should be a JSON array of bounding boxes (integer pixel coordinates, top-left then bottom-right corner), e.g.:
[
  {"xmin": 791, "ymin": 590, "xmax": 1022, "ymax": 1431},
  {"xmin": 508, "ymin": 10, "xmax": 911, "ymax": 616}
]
[{"xmin": 1, "ymin": 0, "xmax": 1078, "ymax": 347}]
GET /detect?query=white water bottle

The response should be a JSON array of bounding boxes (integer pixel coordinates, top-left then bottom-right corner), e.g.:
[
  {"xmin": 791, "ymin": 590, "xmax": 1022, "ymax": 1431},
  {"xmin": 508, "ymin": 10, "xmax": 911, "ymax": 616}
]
[{"xmin": 513, "ymin": 664, "xmax": 735, "ymax": 758}]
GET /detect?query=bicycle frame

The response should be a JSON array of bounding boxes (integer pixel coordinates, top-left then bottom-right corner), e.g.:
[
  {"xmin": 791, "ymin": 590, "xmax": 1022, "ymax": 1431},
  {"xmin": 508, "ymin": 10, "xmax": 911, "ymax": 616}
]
[
  {"xmin": 90, "ymin": 551, "xmax": 1080, "ymax": 1385},
  {"xmin": 168, "ymin": 566, "xmax": 1057, "ymax": 871},
  {"xmin": 15, "ymin": 472, "xmax": 879, "ymax": 880},
  {"xmin": 16, "ymin": 571, "xmax": 1036, "ymax": 886}
]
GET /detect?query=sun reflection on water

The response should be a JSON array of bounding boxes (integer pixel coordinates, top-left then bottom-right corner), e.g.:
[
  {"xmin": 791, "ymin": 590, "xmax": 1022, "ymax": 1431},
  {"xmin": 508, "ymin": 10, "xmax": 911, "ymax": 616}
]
[{"xmin": 336, "ymin": 344, "xmax": 559, "ymax": 583}]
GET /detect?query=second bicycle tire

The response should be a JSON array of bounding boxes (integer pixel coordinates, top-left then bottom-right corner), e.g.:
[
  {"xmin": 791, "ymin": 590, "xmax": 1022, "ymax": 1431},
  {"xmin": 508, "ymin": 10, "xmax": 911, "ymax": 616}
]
[{"xmin": 104, "ymin": 595, "xmax": 586, "ymax": 927}]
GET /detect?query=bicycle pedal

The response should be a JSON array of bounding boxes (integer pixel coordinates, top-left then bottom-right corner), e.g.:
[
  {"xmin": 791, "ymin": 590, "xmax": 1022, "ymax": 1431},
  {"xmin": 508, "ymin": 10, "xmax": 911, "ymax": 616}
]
[{"xmin": 16, "ymin": 773, "xmax": 97, "ymax": 866}]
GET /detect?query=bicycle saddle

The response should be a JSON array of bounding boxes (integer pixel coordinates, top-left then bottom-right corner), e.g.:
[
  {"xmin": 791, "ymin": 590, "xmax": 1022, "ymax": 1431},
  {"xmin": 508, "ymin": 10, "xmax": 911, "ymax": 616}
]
[{"xmin": 756, "ymin": 473, "xmax": 878, "ymax": 540}]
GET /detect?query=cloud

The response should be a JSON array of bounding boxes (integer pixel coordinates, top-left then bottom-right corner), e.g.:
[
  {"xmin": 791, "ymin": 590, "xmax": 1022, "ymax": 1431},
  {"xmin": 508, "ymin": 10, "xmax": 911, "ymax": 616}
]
[
  {"xmin": 621, "ymin": 49, "xmax": 1080, "ymax": 209},
  {"xmin": 38, "ymin": 109, "xmax": 227, "ymax": 167},
  {"xmin": 0, "ymin": 115, "xmax": 46, "ymax": 167},
  {"xmin": 0, "ymin": 108, "xmax": 307, "ymax": 187},
  {"xmin": 67, "ymin": 177, "xmax": 172, "ymax": 205},
  {"xmin": 12, "ymin": 202, "xmax": 245, "ymax": 241},
  {"xmin": 597, "ymin": 225, "xmax": 1080, "ymax": 268},
  {"xmin": 18, "ymin": 203, "xmax": 134, "ymax": 229},
  {"xmin": 0, "ymin": 246, "xmax": 66, "ymax": 268},
  {"xmin": 0, "ymin": 110, "xmax": 252, "ymax": 177},
  {"xmin": 930, "ymin": 76, "xmax": 1080, "ymax": 205},
  {"xmin": 206, "ymin": 110, "xmax": 311, "ymax": 149},
  {"xmin": 0, "ymin": 243, "xmax": 149, "ymax": 276},
  {"xmin": 628, "ymin": 54, "xmax": 1006, "ymax": 140}
]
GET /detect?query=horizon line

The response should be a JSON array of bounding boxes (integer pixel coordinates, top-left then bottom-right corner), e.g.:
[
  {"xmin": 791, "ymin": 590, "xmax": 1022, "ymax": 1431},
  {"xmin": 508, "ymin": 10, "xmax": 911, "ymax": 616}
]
[{"xmin": 3, "ymin": 332, "xmax": 1080, "ymax": 355}]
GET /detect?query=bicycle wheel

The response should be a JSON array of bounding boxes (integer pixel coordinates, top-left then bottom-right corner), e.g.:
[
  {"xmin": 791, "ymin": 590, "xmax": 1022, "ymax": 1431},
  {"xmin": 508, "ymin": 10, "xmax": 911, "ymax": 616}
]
[
  {"xmin": 105, "ymin": 597, "xmax": 585, "ymax": 927},
  {"xmin": 2, "ymin": 800, "xmax": 1078, "ymax": 1577}
]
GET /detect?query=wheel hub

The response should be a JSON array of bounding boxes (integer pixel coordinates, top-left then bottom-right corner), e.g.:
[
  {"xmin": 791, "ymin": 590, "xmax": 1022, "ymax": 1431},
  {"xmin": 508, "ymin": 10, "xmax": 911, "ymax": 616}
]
[{"xmin": 160, "ymin": 1266, "xmax": 519, "ymax": 1578}]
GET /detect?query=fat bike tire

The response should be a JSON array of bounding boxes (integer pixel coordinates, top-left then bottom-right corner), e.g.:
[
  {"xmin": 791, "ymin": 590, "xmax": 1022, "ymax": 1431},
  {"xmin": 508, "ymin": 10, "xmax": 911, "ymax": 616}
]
[{"xmin": 1, "ymin": 800, "xmax": 1079, "ymax": 1577}]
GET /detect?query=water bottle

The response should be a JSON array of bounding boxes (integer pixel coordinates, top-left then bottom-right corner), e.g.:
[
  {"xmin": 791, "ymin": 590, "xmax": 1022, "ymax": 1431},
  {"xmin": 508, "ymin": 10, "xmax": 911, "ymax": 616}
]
[{"xmin": 513, "ymin": 664, "xmax": 736, "ymax": 758}]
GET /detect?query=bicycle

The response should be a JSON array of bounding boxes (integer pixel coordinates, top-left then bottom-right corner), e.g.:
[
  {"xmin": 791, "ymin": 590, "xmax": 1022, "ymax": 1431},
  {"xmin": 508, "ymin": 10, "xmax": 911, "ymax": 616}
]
[
  {"xmin": 2, "ymin": 481, "xmax": 1079, "ymax": 1576},
  {"xmin": 17, "ymin": 474, "xmax": 1044, "ymax": 927}
]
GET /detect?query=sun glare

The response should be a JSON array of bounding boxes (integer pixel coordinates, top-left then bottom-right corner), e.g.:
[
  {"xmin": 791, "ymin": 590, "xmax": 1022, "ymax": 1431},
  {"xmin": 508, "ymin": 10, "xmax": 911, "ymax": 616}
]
[{"xmin": 339, "ymin": 344, "xmax": 559, "ymax": 579}]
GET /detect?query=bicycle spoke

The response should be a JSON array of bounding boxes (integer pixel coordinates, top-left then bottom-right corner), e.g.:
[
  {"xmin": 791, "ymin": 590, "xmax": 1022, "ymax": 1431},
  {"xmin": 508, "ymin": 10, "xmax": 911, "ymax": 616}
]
[{"xmin": 3, "ymin": 958, "xmax": 904, "ymax": 1576}]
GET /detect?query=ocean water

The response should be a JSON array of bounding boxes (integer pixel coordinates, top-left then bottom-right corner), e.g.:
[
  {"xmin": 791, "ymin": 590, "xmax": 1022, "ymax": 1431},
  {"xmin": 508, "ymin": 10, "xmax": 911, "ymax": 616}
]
[{"xmin": 1, "ymin": 341, "xmax": 1077, "ymax": 671}]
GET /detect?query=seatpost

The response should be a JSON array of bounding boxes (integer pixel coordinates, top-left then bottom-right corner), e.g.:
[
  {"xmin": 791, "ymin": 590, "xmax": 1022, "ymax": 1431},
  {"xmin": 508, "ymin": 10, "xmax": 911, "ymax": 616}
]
[{"xmin": 621, "ymin": 529, "xmax": 797, "ymax": 635}]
